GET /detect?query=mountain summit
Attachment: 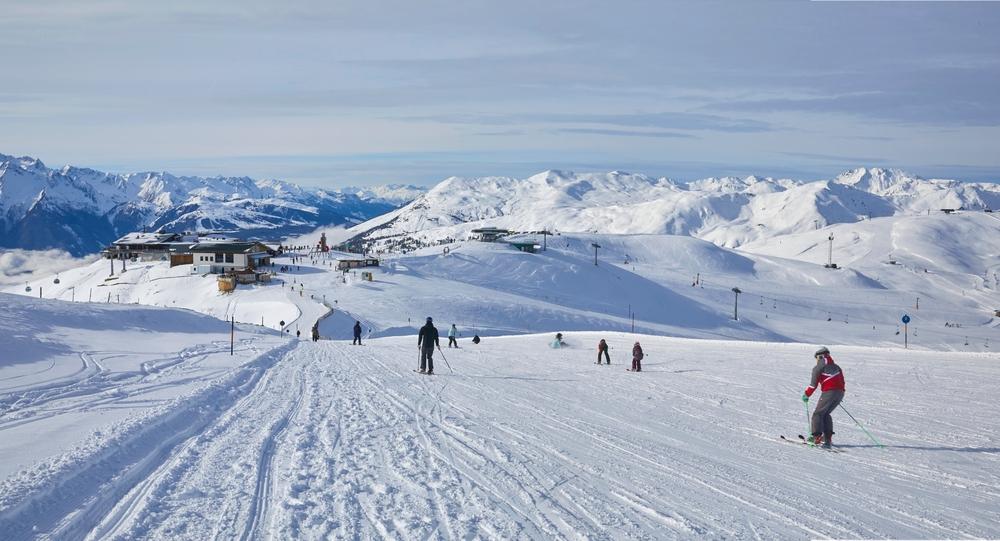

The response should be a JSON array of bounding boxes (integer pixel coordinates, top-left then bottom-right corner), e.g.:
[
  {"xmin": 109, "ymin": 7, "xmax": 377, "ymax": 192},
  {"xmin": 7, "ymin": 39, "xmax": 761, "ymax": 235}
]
[
  {"xmin": 0, "ymin": 153, "xmax": 414, "ymax": 255},
  {"xmin": 344, "ymin": 167, "xmax": 1000, "ymax": 251}
]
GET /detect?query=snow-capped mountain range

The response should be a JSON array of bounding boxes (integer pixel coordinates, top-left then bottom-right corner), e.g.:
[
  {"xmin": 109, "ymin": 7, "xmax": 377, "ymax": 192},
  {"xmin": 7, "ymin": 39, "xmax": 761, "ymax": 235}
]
[
  {"xmin": 338, "ymin": 184, "xmax": 427, "ymax": 207},
  {"xmin": 345, "ymin": 167, "xmax": 1000, "ymax": 250},
  {"xmin": 4, "ymin": 151, "xmax": 999, "ymax": 258},
  {"xmin": 0, "ymin": 153, "xmax": 414, "ymax": 256}
]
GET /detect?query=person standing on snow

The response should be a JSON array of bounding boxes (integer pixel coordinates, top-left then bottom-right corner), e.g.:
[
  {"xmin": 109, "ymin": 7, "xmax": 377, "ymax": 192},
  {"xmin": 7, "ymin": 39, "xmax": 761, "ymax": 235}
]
[
  {"xmin": 597, "ymin": 339, "xmax": 611, "ymax": 364},
  {"xmin": 448, "ymin": 324, "xmax": 458, "ymax": 348},
  {"xmin": 417, "ymin": 317, "xmax": 440, "ymax": 374},
  {"xmin": 631, "ymin": 342, "xmax": 644, "ymax": 372},
  {"xmin": 550, "ymin": 333, "xmax": 565, "ymax": 348},
  {"xmin": 353, "ymin": 321, "xmax": 363, "ymax": 345},
  {"xmin": 802, "ymin": 346, "xmax": 845, "ymax": 448}
]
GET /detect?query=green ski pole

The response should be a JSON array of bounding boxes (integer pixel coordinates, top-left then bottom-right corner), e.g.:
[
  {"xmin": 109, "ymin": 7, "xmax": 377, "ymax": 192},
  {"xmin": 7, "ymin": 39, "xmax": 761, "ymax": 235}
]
[{"xmin": 839, "ymin": 404, "xmax": 884, "ymax": 448}]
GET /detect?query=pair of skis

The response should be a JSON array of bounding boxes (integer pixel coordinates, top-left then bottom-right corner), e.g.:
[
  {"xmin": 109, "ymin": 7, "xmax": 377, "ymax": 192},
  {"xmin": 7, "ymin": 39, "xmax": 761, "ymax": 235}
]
[
  {"xmin": 779, "ymin": 435, "xmax": 845, "ymax": 452},
  {"xmin": 415, "ymin": 345, "xmax": 453, "ymax": 375}
]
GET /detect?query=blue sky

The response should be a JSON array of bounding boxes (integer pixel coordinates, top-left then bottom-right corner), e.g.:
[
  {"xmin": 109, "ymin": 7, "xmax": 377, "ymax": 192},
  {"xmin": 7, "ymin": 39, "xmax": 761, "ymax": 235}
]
[{"xmin": 2, "ymin": 1, "xmax": 999, "ymax": 187}]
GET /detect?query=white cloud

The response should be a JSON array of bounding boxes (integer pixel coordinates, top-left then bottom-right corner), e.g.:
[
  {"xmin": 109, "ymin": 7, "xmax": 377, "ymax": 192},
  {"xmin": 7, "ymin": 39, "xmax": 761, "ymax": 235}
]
[{"xmin": 0, "ymin": 249, "xmax": 98, "ymax": 287}]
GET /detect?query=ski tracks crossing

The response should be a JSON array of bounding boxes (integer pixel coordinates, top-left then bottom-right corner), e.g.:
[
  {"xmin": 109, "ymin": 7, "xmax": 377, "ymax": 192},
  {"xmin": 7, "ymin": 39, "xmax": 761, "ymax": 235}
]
[{"xmin": 3, "ymin": 335, "xmax": 998, "ymax": 539}]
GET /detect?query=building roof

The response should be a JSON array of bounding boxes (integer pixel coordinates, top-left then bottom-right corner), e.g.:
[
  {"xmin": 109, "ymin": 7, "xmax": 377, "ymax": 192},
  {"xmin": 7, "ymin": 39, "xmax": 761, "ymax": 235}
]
[
  {"xmin": 470, "ymin": 227, "xmax": 511, "ymax": 233},
  {"xmin": 188, "ymin": 242, "xmax": 269, "ymax": 254},
  {"xmin": 112, "ymin": 232, "xmax": 181, "ymax": 245}
]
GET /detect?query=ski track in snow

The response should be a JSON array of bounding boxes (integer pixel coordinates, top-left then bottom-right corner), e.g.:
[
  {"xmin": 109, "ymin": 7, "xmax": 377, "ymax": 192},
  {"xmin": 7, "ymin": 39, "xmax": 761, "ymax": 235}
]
[{"xmin": 3, "ymin": 334, "xmax": 996, "ymax": 539}]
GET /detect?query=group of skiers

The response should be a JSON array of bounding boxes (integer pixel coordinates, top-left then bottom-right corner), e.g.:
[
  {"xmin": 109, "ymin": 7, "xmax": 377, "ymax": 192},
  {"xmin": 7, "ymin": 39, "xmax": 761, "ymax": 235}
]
[
  {"xmin": 597, "ymin": 338, "xmax": 645, "ymax": 371},
  {"xmin": 414, "ymin": 318, "xmax": 479, "ymax": 374},
  {"xmin": 559, "ymin": 335, "xmax": 846, "ymax": 447},
  {"xmin": 551, "ymin": 335, "xmax": 645, "ymax": 371},
  {"xmin": 343, "ymin": 317, "xmax": 847, "ymax": 448}
]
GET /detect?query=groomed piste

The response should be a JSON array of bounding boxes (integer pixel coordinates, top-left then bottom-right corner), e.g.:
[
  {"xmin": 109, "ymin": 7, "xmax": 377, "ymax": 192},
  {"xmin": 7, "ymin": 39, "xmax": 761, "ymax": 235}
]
[{"xmin": 1, "ymin": 293, "xmax": 999, "ymax": 539}]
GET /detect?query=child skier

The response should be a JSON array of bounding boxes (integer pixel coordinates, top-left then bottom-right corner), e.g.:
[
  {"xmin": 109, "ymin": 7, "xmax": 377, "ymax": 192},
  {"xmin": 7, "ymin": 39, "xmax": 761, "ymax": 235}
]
[
  {"xmin": 597, "ymin": 339, "xmax": 611, "ymax": 364},
  {"xmin": 802, "ymin": 346, "xmax": 845, "ymax": 448},
  {"xmin": 550, "ymin": 333, "xmax": 565, "ymax": 348},
  {"xmin": 631, "ymin": 342, "xmax": 643, "ymax": 372}
]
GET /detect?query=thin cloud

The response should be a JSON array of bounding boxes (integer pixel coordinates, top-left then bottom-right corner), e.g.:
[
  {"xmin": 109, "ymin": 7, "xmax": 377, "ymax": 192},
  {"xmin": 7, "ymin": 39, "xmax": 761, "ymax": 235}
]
[
  {"xmin": 781, "ymin": 151, "xmax": 887, "ymax": 164},
  {"xmin": 401, "ymin": 111, "xmax": 773, "ymax": 133},
  {"xmin": 554, "ymin": 128, "xmax": 694, "ymax": 139}
]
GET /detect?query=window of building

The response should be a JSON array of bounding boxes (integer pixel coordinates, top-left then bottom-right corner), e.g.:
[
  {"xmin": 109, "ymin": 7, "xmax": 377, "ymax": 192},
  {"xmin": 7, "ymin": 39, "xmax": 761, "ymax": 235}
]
[{"xmin": 225, "ymin": 253, "xmax": 234, "ymax": 263}]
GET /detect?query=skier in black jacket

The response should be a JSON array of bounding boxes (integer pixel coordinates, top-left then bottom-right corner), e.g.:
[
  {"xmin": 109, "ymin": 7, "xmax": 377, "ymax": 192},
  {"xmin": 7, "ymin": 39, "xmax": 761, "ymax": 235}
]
[
  {"xmin": 417, "ymin": 317, "xmax": 440, "ymax": 374},
  {"xmin": 353, "ymin": 321, "xmax": 362, "ymax": 345}
]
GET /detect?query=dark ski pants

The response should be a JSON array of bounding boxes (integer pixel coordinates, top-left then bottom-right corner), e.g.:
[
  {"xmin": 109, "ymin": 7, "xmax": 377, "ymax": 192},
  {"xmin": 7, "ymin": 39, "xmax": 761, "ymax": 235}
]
[
  {"xmin": 632, "ymin": 357, "xmax": 642, "ymax": 371},
  {"xmin": 448, "ymin": 336, "xmax": 457, "ymax": 348},
  {"xmin": 420, "ymin": 347, "xmax": 435, "ymax": 373},
  {"xmin": 353, "ymin": 335, "xmax": 362, "ymax": 345},
  {"xmin": 811, "ymin": 390, "xmax": 844, "ymax": 438},
  {"xmin": 598, "ymin": 349, "xmax": 610, "ymax": 364}
]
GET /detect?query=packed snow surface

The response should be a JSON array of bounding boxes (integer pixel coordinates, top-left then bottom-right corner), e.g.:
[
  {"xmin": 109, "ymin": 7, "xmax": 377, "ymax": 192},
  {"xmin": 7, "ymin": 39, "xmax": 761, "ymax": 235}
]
[{"xmin": 1, "ymin": 300, "xmax": 997, "ymax": 538}]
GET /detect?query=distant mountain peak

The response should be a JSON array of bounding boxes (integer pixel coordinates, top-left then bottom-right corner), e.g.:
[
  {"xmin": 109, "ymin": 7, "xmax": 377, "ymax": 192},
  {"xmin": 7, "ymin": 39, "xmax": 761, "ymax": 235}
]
[
  {"xmin": 342, "ymin": 167, "xmax": 1000, "ymax": 252},
  {"xmin": 0, "ymin": 152, "xmax": 407, "ymax": 255}
]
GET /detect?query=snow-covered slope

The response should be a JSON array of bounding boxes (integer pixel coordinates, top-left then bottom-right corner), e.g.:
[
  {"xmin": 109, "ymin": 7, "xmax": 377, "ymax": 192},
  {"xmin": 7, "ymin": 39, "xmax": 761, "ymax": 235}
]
[
  {"xmin": 344, "ymin": 168, "xmax": 1000, "ymax": 251},
  {"xmin": 834, "ymin": 167, "xmax": 1000, "ymax": 212},
  {"xmin": 0, "ymin": 292, "xmax": 287, "ymax": 480},
  {"xmin": 0, "ymin": 153, "xmax": 400, "ymax": 256},
  {"xmin": 13, "ymin": 218, "xmax": 998, "ymax": 353},
  {"xmin": 2, "ymin": 310, "xmax": 998, "ymax": 538}
]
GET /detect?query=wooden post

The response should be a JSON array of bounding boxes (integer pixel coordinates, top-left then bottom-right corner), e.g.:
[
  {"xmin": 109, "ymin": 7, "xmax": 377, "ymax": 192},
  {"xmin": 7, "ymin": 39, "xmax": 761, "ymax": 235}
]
[{"xmin": 231, "ymin": 316, "xmax": 235, "ymax": 355}]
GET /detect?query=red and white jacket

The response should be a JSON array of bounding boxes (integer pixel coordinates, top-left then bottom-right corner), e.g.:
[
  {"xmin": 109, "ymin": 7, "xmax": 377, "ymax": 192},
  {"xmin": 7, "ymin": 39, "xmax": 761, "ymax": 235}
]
[{"xmin": 804, "ymin": 353, "xmax": 845, "ymax": 397}]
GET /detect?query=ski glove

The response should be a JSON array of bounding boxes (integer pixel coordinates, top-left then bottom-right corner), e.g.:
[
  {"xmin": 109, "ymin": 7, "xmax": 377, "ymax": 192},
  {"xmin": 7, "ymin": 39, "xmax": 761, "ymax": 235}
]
[{"xmin": 801, "ymin": 394, "xmax": 809, "ymax": 403}]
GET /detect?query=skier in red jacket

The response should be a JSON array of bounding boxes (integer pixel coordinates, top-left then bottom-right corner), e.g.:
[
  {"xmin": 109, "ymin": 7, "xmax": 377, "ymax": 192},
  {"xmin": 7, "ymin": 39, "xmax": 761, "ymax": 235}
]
[{"xmin": 802, "ymin": 346, "xmax": 845, "ymax": 448}]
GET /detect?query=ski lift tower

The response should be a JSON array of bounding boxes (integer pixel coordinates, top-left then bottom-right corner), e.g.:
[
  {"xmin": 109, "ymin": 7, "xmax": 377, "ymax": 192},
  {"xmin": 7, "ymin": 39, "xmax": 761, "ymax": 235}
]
[
  {"xmin": 541, "ymin": 229, "xmax": 552, "ymax": 251},
  {"xmin": 731, "ymin": 287, "xmax": 742, "ymax": 320},
  {"xmin": 591, "ymin": 242, "xmax": 601, "ymax": 266},
  {"xmin": 824, "ymin": 233, "xmax": 838, "ymax": 269}
]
